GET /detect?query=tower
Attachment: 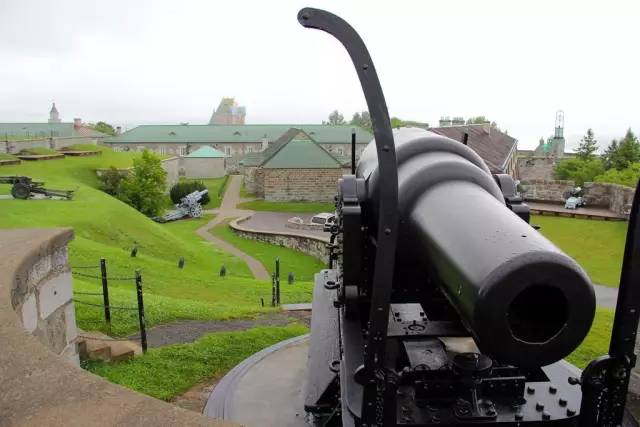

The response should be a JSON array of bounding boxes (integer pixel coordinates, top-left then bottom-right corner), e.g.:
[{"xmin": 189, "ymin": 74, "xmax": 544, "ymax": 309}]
[
  {"xmin": 48, "ymin": 102, "xmax": 61, "ymax": 124},
  {"xmin": 209, "ymin": 98, "xmax": 246, "ymax": 125},
  {"xmin": 534, "ymin": 110, "xmax": 566, "ymax": 157}
]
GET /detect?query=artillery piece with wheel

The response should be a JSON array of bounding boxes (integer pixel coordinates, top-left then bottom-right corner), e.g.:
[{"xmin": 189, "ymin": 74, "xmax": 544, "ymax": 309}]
[
  {"xmin": 294, "ymin": 8, "xmax": 640, "ymax": 427},
  {"xmin": 153, "ymin": 189, "xmax": 208, "ymax": 223},
  {"xmin": 0, "ymin": 176, "xmax": 73, "ymax": 200}
]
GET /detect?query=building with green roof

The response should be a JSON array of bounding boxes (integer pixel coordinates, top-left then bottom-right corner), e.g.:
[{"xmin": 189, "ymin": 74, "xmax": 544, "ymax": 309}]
[
  {"xmin": 182, "ymin": 146, "xmax": 227, "ymax": 179},
  {"xmin": 240, "ymin": 128, "xmax": 348, "ymax": 202},
  {"xmin": 104, "ymin": 123, "xmax": 372, "ymax": 172}
]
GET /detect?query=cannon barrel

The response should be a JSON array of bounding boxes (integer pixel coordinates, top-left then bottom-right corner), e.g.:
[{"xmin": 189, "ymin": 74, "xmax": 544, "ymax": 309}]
[{"xmin": 357, "ymin": 129, "xmax": 596, "ymax": 367}]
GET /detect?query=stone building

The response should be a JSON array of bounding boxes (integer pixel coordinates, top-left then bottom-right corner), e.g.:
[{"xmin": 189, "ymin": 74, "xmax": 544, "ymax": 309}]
[
  {"xmin": 181, "ymin": 146, "xmax": 226, "ymax": 179},
  {"xmin": 104, "ymin": 124, "xmax": 372, "ymax": 171},
  {"xmin": 241, "ymin": 128, "xmax": 348, "ymax": 201},
  {"xmin": 429, "ymin": 123, "xmax": 519, "ymax": 178},
  {"xmin": 209, "ymin": 98, "xmax": 246, "ymax": 125}
]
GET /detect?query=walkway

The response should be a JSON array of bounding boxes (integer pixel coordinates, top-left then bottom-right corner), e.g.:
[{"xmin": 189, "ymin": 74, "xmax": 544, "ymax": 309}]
[
  {"xmin": 196, "ymin": 175, "xmax": 270, "ymax": 280},
  {"xmin": 528, "ymin": 201, "xmax": 627, "ymax": 221}
]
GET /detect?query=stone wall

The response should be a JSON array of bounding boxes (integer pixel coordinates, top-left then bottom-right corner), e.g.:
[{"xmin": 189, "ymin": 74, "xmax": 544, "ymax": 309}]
[
  {"xmin": 242, "ymin": 165, "xmax": 258, "ymax": 194},
  {"xmin": 521, "ymin": 179, "xmax": 635, "ymax": 216},
  {"xmin": 231, "ymin": 216, "xmax": 329, "ymax": 263},
  {"xmin": 517, "ymin": 156, "xmax": 557, "ymax": 181},
  {"xmin": 1, "ymin": 136, "xmax": 101, "ymax": 154},
  {"xmin": 7, "ymin": 228, "xmax": 79, "ymax": 365},
  {"xmin": 520, "ymin": 179, "xmax": 574, "ymax": 203},
  {"xmin": 262, "ymin": 168, "xmax": 343, "ymax": 202},
  {"xmin": 0, "ymin": 228, "xmax": 235, "ymax": 426}
]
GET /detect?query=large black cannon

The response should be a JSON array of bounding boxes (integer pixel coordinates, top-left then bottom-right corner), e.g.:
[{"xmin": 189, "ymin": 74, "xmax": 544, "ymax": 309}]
[{"xmin": 300, "ymin": 7, "xmax": 640, "ymax": 427}]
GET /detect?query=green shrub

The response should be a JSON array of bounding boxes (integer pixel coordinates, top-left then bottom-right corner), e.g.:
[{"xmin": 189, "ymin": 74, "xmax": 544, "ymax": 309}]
[
  {"xmin": 553, "ymin": 158, "xmax": 605, "ymax": 185},
  {"xmin": 98, "ymin": 166, "xmax": 127, "ymax": 195},
  {"xmin": 118, "ymin": 150, "xmax": 167, "ymax": 216},
  {"xmin": 594, "ymin": 163, "xmax": 640, "ymax": 188},
  {"xmin": 169, "ymin": 180, "xmax": 210, "ymax": 205}
]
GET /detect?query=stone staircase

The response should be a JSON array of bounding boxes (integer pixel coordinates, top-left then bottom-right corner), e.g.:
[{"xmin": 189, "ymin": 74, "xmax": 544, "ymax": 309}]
[{"xmin": 77, "ymin": 330, "xmax": 142, "ymax": 362}]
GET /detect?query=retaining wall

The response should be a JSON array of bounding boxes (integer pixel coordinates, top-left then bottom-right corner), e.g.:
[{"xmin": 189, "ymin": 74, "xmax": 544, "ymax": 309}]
[
  {"xmin": 230, "ymin": 216, "xmax": 329, "ymax": 263},
  {"xmin": 0, "ymin": 228, "xmax": 234, "ymax": 426},
  {"xmin": 1, "ymin": 136, "xmax": 100, "ymax": 154}
]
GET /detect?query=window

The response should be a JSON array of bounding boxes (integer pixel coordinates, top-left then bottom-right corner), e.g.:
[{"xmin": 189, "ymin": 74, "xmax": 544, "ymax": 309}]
[
  {"xmin": 247, "ymin": 146, "xmax": 253, "ymax": 153},
  {"xmin": 179, "ymin": 146, "xmax": 187, "ymax": 156},
  {"xmin": 225, "ymin": 146, "xmax": 232, "ymax": 156},
  {"xmin": 337, "ymin": 147, "xmax": 344, "ymax": 156}
]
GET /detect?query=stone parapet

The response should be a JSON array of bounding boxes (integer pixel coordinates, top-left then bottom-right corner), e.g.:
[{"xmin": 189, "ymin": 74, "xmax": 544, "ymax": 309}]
[{"xmin": 0, "ymin": 228, "xmax": 235, "ymax": 426}]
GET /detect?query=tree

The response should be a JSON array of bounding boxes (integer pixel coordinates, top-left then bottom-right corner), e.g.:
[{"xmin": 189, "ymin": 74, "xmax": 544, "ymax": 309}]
[
  {"xmin": 349, "ymin": 111, "xmax": 372, "ymax": 131},
  {"xmin": 325, "ymin": 110, "xmax": 345, "ymax": 125},
  {"xmin": 575, "ymin": 129, "xmax": 599, "ymax": 161},
  {"xmin": 466, "ymin": 116, "xmax": 488, "ymax": 125},
  {"xmin": 553, "ymin": 158, "xmax": 605, "ymax": 185},
  {"xmin": 390, "ymin": 117, "xmax": 406, "ymax": 129},
  {"xmin": 89, "ymin": 121, "xmax": 117, "ymax": 136},
  {"xmin": 118, "ymin": 150, "xmax": 167, "ymax": 216},
  {"xmin": 169, "ymin": 181, "xmax": 210, "ymax": 206},
  {"xmin": 98, "ymin": 166, "xmax": 126, "ymax": 195},
  {"xmin": 603, "ymin": 129, "xmax": 640, "ymax": 170},
  {"xmin": 595, "ymin": 163, "xmax": 640, "ymax": 187}
]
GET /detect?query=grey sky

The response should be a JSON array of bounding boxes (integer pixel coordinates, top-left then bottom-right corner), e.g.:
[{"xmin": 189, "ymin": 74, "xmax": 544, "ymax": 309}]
[{"xmin": 1, "ymin": 0, "xmax": 638, "ymax": 149}]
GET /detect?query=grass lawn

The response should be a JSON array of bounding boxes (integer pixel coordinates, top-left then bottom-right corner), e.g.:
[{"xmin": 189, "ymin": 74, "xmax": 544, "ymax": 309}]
[
  {"xmin": 567, "ymin": 307, "xmax": 614, "ymax": 369},
  {"xmin": 211, "ymin": 220, "xmax": 324, "ymax": 283},
  {"xmin": 0, "ymin": 153, "xmax": 17, "ymax": 160},
  {"xmin": 85, "ymin": 324, "xmax": 308, "ymax": 400},
  {"xmin": 18, "ymin": 146, "xmax": 59, "ymax": 155},
  {"xmin": 237, "ymin": 199, "xmax": 335, "ymax": 213},
  {"xmin": 533, "ymin": 215, "xmax": 627, "ymax": 287}
]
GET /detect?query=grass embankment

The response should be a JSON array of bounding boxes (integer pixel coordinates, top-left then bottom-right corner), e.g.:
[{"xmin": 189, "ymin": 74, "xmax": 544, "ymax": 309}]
[
  {"xmin": 0, "ymin": 149, "xmax": 312, "ymax": 336},
  {"xmin": 237, "ymin": 199, "xmax": 334, "ymax": 213},
  {"xmin": 212, "ymin": 220, "xmax": 323, "ymax": 283},
  {"xmin": 85, "ymin": 324, "xmax": 307, "ymax": 400},
  {"xmin": 61, "ymin": 143, "xmax": 102, "ymax": 151},
  {"xmin": 533, "ymin": 215, "xmax": 626, "ymax": 287}
]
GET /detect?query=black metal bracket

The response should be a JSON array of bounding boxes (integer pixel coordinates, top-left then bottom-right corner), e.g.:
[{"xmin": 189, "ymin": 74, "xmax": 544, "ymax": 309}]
[
  {"xmin": 581, "ymin": 178, "xmax": 640, "ymax": 426},
  {"xmin": 298, "ymin": 8, "xmax": 399, "ymax": 425}
]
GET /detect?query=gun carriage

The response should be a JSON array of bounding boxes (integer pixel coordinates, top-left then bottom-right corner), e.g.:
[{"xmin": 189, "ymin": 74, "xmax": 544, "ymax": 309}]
[
  {"xmin": 299, "ymin": 8, "xmax": 640, "ymax": 427},
  {"xmin": 0, "ymin": 175, "xmax": 73, "ymax": 200}
]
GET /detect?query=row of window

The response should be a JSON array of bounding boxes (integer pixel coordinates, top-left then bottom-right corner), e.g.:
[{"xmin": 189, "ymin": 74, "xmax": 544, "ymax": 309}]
[{"xmin": 112, "ymin": 144, "xmax": 363, "ymax": 157}]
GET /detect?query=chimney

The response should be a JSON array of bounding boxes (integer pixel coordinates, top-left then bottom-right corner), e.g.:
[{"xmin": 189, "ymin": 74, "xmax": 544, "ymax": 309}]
[
  {"xmin": 482, "ymin": 121, "xmax": 491, "ymax": 134},
  {"xmin": 73, "ymin": 118, "xmax": 82, "ymax": 129},
  {"xmin": 116, "ymin": 126, "xmax": 122, "ymax": 135}
]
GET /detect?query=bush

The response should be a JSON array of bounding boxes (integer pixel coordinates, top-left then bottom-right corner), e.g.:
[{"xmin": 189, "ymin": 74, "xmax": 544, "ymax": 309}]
[
  {"xmin": 118, "ymin": 150, "xmax": 167, "ymax": 216},
  {"xmin": 169, "ymin": 181, "xmax": 210, "ymax": 205},
  {"xmin": 594, "ymin": 163, "xmax": 640, "ymax": 188},
  {"xmin": 98, "ymin": 166, "xmax": 127, "ymax": 195},
  {"xmin": 554, "ymin": 158, "xmax": 605, "ymax": 186}
]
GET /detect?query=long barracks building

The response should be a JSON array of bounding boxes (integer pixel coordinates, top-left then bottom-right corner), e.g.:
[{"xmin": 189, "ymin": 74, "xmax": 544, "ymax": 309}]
[{"xmin": 104, "ymin": 124, "xmax": 373, "ymax": 170}]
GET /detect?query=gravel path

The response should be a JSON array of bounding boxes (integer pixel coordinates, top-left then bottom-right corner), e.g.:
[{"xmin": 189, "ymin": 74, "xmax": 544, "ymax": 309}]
[{"xmin": 195, "ymin": 175, "xmax": 270, "ymax": 280}]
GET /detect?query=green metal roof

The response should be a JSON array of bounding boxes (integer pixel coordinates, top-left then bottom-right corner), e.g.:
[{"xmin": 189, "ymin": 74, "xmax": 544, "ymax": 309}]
[
  {"xmin": 104, "ymin": 124, "xmax": 372, "ymax": 145},
  {"xmin": 0, "ymin": 122, "xmax": 105, "ymax": 139},
  {"xmin": 263, "ymin": 139, "xmax": 342, "ymax": 169},
  {"xmin": 185, "ymin": 146, "xmax": 226, "ymax": 158}
]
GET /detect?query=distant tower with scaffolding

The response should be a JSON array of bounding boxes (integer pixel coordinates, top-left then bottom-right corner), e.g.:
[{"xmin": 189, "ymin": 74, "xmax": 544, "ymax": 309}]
[{"xmin": 534, "ymin": 110, "xmax": 566, "ymax": 157}]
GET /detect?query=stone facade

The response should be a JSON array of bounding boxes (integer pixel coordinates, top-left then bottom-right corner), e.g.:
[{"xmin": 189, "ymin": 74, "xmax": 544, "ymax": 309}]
[
  {"xmin": 7, "ymin": 228, "xmax": 78, "ymax": 365},
  {"xmin": 96, "ymin": 156, "xmax": 180, "ymax": 191},
  {"xmin": 517, "ymin": 156, "xmax": 557, "ymax": 181},
  {"xmin": 520, "ymin": 179, "xmax": 574, "ymax": 203},
  {"xmin": 231, "ymin": 217, "xmax": 329, "ymax": 263},
  {"xmin": 262, "ymin": 168, "xmax": 345, "ymax": 202}
]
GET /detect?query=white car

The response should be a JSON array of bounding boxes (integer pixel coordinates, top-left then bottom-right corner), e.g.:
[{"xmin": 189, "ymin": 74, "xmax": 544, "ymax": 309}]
[{"xmin": 311, "ymin": 212, "xmax": 336, "ymax": 228}]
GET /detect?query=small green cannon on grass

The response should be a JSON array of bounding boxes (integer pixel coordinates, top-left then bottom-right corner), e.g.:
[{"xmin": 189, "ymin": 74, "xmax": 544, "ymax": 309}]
[{"xmin": 0, "ymin": 176, "xmax": 74, "ymax": 200}]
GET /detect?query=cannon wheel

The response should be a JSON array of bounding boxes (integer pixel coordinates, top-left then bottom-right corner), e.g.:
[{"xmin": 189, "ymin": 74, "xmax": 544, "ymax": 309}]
[
  {"xmin": 11, "ymin": 183, "xmax": 31, "ymax": 199},
  {"xmin": 189, "ymin": 204, "xmax": 203, "ymax": 218}
]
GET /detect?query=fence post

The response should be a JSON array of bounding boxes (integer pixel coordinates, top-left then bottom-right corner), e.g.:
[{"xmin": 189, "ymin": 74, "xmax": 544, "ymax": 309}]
[
  {"xmin": 135, "ymin": 270, "xmax": 148, "ymax": 353},
  {"xmin": 100, "ymin": 258, "xmax": 111, "ymax": 329},
  {"xmin": 275, "ymin": 257, "xmax": 281, "ymax": 306},
  {"xmin": 271, "ymin": 273, "xmax": 276, "ymax": 307}
]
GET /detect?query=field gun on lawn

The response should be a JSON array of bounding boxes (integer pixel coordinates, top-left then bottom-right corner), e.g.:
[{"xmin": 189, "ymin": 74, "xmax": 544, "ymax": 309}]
[
  {"xmin": 300, "ymin": 8, "xmax": 640, "ymax": 426},
  {"xmin": 0, "ymin": 175, "xmax": 73, "ymax": 200},
  {"xmin": 153, "ymin": 189, "xmax": 208, "ymax": 223}
]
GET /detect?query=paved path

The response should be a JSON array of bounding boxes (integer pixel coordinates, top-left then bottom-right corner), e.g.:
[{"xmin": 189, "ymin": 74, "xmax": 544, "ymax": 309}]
[
  {"xmin": 593, "ymin": 283, "xmax": 618, "ymax": 309},
  {"xmin": 241, "ymin": 212, "xmax": 330, "ymax": 239},
  {"xmin": 196, "ymin": 175, "xmax": 270, "ymax": 280}
]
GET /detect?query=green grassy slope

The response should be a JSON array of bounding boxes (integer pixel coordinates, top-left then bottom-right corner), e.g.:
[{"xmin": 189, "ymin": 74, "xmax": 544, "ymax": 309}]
[
  {"xmin": 0, "ymin": 148, "xmax": 313, "ymax": 335},
  {"xmin": 236, "ymin": 199, "xmax": 334, "ymax": 213},
  {"xmin": 534, "ymin": 215, "xmax": 626, "ymax": 287}
]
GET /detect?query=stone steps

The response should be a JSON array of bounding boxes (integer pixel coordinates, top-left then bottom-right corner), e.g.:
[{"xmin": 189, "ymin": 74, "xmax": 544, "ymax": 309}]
[{"xmin": 77, "ymin": 330, "xmax": 142, "ymax": 362}]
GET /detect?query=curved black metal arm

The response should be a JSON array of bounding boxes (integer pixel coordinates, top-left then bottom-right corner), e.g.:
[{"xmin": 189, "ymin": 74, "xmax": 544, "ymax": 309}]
[{"xmin": 298, "ymin": 8, "xmax": 399, "ymax": 423}]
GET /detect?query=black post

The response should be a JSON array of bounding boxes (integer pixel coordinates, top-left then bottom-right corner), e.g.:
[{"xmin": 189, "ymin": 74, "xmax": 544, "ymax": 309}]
[
  {"xmin": 351, "ymin": 128, "xmax": 356, "ymax": 174},
  {"xmin": 271, "ymin": 273, "xmax": 276, "ymax": 307},
  {"xmin": 100, "ymin": 258, "xmax": 111, "ymax": 328},
  {"xmin": 275, "ymin": 257, "xmax": 281, "ymax": 305},
  {"xmin": 135, "ymin": 270, "xmax": 147, "ymax": 353}
]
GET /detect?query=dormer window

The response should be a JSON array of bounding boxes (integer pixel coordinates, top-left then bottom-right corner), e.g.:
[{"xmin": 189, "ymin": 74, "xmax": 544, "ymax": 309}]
[
  {"xmin": 233, "ymin": 131, "xmax": 241, "ymax": 136},
  {"xmin": 169, "ymin": 131, "xmax": 176, "ymax": 136}
]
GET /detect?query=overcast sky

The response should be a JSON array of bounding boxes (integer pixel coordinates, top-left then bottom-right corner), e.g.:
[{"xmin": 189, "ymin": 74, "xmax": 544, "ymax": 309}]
[{"xmin": 1, "ymin": 0, "xmax": 638, "ymax": 149}]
